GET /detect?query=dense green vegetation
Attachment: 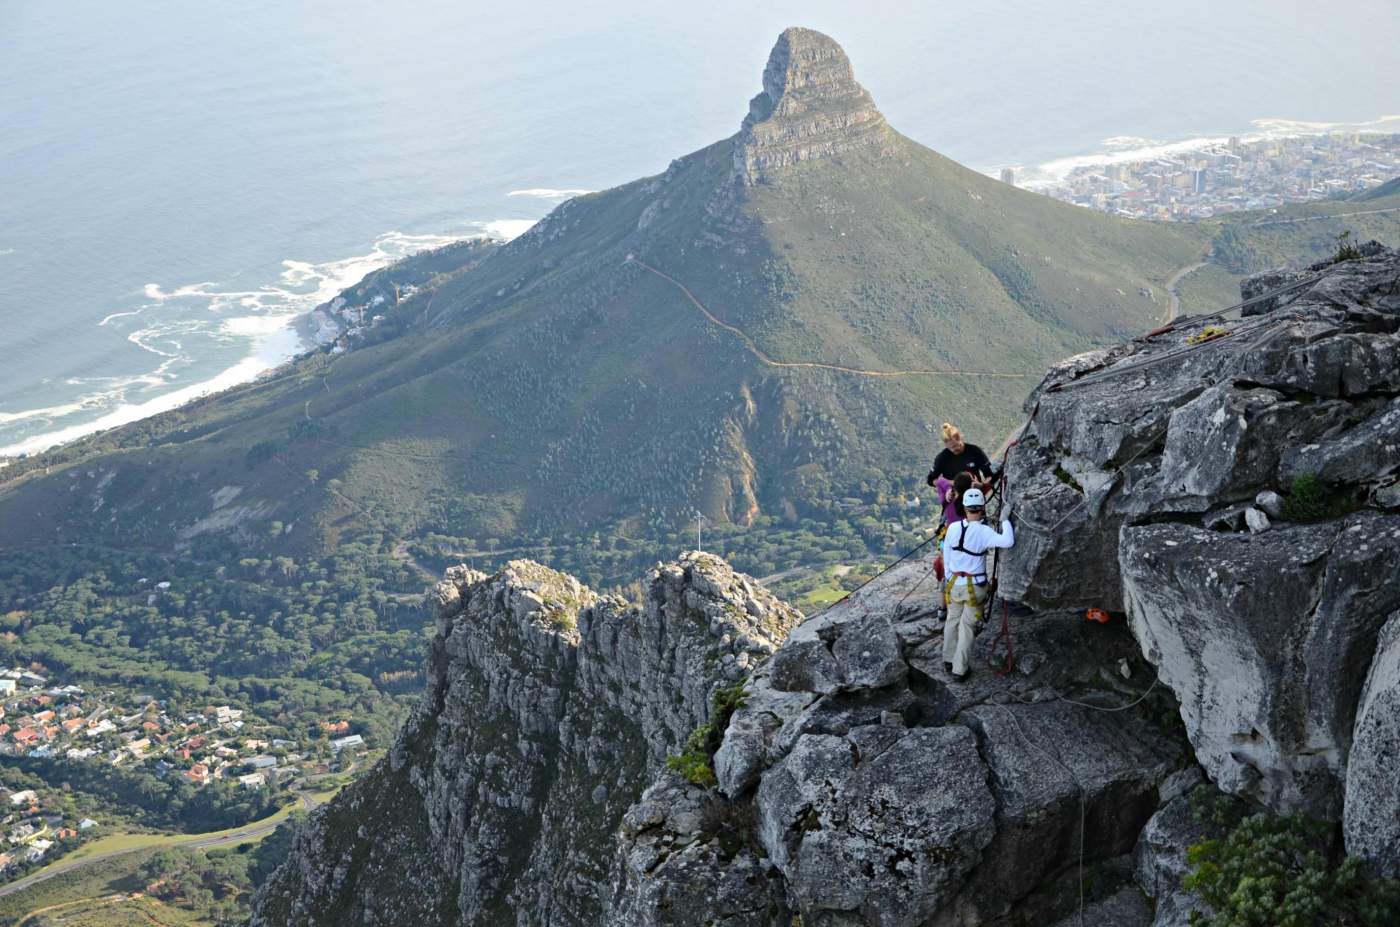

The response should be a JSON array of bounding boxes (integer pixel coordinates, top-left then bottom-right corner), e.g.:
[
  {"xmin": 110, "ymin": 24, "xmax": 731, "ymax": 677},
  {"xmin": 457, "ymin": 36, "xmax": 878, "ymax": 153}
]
[
  {"xmin": 132, "ymin": 820, "xmax": 301, "ymax": 927},
  {"xmin": 1207, "ymin": 187, "xmax": 1400, "ymax": 274},
  {"xmin": 1187, "ymin": 812, "xmax": 1400, "ymax": 927},
  {"xmin": 667, "ymin": 683, "xmax": 749, "ymax": 788}
]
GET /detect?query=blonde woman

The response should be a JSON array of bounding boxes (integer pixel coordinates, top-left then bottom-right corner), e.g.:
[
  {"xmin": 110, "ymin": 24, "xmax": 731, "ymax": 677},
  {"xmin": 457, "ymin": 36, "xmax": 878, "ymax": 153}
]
[{"xmin": 925, "ymin": 423, "xmax": 994, "ymax": 516}]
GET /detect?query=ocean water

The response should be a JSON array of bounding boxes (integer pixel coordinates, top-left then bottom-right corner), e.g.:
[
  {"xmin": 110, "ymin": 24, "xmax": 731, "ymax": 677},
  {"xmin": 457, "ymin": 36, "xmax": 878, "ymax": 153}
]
[{"xmin": 3, "ymin": 0, "xmax": 1398, "ymax": 456}]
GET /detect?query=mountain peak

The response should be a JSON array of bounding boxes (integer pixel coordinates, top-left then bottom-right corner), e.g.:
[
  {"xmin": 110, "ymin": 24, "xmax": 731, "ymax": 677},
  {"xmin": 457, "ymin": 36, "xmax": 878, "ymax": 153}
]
[{"xmin": 735, "ymin": 27, "xmax": 894, "ymax": 184}]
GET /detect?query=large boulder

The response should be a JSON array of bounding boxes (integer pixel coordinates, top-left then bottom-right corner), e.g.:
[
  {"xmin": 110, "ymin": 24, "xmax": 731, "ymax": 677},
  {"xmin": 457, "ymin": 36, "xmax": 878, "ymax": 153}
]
[
  {"xmin": 755, "ymin": 727, "xmax": 996, "ymax": 926},
  {"xmin": 609, "ymin": 775, "xmax": 791, "ymax": 927},
  {"xmin": 1134, "ymin": 791, "xmax": 1210, "ymax": 927},
  {"xmin": 1344, "ymin": 610, "xmax": 1400, "ymax": 876},
  {"xmin": 1122, "ymin": 513, "xmax": 1400, "ymax": 818}
]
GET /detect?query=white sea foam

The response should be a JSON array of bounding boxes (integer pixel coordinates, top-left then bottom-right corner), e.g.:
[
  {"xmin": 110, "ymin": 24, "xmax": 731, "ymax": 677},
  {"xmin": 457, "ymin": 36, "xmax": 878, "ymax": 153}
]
[
  {"xmin": 0, "ymin": 398, "xmax": 92, "ymax": 425},
  {"xmin": 507, "ymin": 188, "xmax": 592, "ymax": 200},
  {"xmin": 2, "ymin": 226, "xmax": 492, "ymax": 457},
  {"xmin": 0, "ymin": 326, "xmax": 301, "ymax": 459},
  {"xmin": 0, "ymin": 248, "xmax": 14, "ymax": 257},
  {"xmin": 479, "ymin": 219, "xmax": 536, "ymax": 241},
  {"xmin": 98, "ymin": 308, "xmax": 145, "ymax": 326},
  {"xmin": 222, "ymin": 315, "xmax": 293, "ymax": 336}
]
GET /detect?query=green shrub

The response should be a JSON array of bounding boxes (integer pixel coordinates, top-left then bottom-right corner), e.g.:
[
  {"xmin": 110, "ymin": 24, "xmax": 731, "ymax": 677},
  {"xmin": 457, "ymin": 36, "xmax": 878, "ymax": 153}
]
[
  {"xmin": 1281, "ymin": 474, "xmax": 1331, "ymax": 522},
  {"xmin": 666, "ymin": 683, "xmax": 748, "ymax": 789},
  {"xmin": 1331, "ymin": 230, "xmax": 1363, "ymax": 264},
  {"xmin": 244, "ymin": 440, "xmax": 281, "ymax": 469},
  {"xmin": 1185, "ymin": 812, "xmax": 1400, "ymax": 927}
]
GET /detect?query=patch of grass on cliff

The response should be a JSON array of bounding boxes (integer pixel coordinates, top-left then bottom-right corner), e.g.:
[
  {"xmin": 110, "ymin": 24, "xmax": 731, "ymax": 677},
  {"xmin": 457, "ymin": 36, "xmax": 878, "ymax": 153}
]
[
  {"xmin": 666, "ymin": 684, "xmax": 748, "ymax": 789},
  {"xmin": 1186, "ymin": 812, "xmax": 1400, "ymax": 927},
  {"xmin": 1281, "ymin": 474, "xmax": 1360, "ymax": 523}
]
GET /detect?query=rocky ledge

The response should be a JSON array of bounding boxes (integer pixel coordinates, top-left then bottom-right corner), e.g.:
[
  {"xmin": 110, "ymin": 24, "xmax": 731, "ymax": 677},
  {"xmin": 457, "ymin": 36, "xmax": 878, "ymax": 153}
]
[{"xmin": 612, "ymin": 562, "xmax": 1191, "ymax": 926}]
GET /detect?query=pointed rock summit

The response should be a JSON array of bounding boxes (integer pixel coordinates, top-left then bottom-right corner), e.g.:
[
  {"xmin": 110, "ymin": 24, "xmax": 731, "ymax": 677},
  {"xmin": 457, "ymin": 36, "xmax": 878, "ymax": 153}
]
[{"xmin": 734, "ymin": 27, "xmax": 895, "ymax": 183}]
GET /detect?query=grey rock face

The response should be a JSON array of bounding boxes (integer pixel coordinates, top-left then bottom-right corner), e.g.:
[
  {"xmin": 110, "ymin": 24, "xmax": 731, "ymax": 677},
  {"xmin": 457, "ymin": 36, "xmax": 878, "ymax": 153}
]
[
  {"xmin": 1134, "ymin": 794, "xmax": 1210, "ymax": 927},
  {"xmin": 757, "ymin": 727, "xmax": 995, "ymax": 925},
  {"xmin": 609, "ymin": 775, "xmax": 791, "ymax": 927},
  {"xmin": 1046, "ymin": 887, "xmax": 1154, "ymax": 927},
  {"xmin": 1281, "ymin": 395, "xmax": 1400, "ymax": 488},
  {"xmin": 251, "ymin": 554, "xmax": 798, "ymax": 927},
  {"xmin": 616, "ymin": 562, "xmax": 1188, "ymax": 927},
  {"xmin": 1004, "ymin": 245, "xmax": 1400, "ymax": 613},
  {"xmin": 1123, "ymin": 513, "xmax": 1400, "ymax": 817},
  {"xmin": 1240, "ymin": 266, "xmax": 1311, "ymax": 317},
  {"xmin": 734, "ymin": 27, "xmax": 895, "ymax": 184},
  {"xmin": 998, "ymin": 246, "xmax": 1400, "ymax": 826},
  {"xmin": 1345, "ymin": 611, "xmax": 1400, "ymax": 876}
]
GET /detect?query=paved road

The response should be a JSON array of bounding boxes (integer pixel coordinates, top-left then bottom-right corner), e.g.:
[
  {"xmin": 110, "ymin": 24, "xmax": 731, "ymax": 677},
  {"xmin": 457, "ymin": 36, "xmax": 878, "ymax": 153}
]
[{"xmin": 0, "ymin": 793, "xmax": 321, "ymax": 900}]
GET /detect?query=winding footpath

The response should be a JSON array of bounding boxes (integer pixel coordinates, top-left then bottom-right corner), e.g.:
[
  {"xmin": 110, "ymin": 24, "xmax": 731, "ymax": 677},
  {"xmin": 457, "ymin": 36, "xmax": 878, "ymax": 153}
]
[
  {"xmin": 626, "ymin": 257, "xmax": 1034, "ymax": 381},
  {"xmin": 1163, "ymin": 260, "xmax": 1209, "ymax": 324},
  {"xmin": 0, "ymin": 793, "xmax": 322, "ymax": 901}
]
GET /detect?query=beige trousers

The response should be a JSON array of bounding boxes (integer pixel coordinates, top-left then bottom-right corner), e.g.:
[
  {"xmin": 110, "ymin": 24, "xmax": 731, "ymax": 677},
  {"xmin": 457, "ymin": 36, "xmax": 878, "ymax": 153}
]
[{"xmin": 942, "ymin": 581, "xmax": 987, "ymax": 675}]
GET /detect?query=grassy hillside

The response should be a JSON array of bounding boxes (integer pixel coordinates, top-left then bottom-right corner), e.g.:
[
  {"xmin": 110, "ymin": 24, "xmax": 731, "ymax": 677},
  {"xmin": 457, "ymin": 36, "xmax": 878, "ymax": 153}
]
[{"xmin": 1207, "ymin": 181, "xmax": 1400, "ymax": 273}]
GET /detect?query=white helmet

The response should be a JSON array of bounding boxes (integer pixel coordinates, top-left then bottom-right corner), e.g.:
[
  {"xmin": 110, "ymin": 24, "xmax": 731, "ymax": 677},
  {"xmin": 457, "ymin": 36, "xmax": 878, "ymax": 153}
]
[{"xmin": 962, "ymin": 487, "xmax": 986, "ymax": 508}]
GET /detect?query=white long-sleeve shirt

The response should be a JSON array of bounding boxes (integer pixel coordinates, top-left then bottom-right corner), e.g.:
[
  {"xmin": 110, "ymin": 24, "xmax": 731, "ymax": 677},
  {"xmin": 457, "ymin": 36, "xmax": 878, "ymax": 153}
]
[{"xmin": 941, "ymin": 519, "xmax": 1015, "ymax": 587}]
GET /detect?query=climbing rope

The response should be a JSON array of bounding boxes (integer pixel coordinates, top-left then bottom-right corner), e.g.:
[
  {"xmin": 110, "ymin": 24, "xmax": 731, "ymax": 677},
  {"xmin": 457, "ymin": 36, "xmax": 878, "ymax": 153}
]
[{"xmin": 805, "ymin": 532, "xmax": 940, "ymax": 622}]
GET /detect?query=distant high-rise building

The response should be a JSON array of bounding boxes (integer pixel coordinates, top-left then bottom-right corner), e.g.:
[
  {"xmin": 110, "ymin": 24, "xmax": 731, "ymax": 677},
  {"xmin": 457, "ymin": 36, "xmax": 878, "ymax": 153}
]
[
  {"xmin": 1228, "ymin": 136, "xmax": 1241, "ymax": 153},
  {"xmin": 1000, "ymin": 168, "xmax": 1016, "ymax": 187},
  {"xmin": 1192, "ymin": 169, "xmax": 1208, "ymax": 194}
]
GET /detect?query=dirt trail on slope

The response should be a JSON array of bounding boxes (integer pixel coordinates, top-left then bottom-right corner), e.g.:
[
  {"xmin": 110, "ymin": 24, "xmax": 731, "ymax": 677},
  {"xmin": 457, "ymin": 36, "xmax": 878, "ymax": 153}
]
[
  {"xmin": 627, "ymin": 257, "xmax": 1034, "ymax": 381},
  {"xmin": 1164, "ymin": 261, "xmax": 1209, "ymax": 324}
]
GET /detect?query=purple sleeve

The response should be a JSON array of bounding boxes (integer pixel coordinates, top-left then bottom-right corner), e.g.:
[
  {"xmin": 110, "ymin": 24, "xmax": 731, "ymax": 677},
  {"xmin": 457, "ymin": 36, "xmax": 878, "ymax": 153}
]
[{"xmin": 936, "ymin": 476, "xmax": 957, "ymax": 523}]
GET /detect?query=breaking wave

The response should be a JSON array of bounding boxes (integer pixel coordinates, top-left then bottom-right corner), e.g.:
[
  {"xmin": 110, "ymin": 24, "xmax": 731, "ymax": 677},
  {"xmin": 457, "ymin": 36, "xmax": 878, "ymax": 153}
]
[{"xmin": 0, "ymin": 224, "xmax": 525, "ymax": 458}]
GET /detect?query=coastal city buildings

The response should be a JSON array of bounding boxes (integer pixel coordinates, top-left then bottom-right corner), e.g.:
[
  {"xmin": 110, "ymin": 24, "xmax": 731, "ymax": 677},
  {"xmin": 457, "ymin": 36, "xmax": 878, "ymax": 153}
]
[{"xmin": 1020, "ymin": 132, "xmax": 1400, "ymax": 220}]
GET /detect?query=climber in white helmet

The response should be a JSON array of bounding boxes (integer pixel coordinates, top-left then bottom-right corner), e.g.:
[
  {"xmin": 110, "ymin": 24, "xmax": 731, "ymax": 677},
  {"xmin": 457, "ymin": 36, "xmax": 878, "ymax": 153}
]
[{"xmin": 940, "ymin": 486, "xmax": 1015, "ymax": 680}]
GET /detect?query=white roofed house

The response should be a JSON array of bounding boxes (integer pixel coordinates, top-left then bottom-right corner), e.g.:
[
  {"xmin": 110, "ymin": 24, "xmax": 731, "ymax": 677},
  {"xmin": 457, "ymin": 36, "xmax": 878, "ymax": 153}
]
[{"xmin": 330, "ymin": 734, "xmax": 364, "ymax": 753}]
